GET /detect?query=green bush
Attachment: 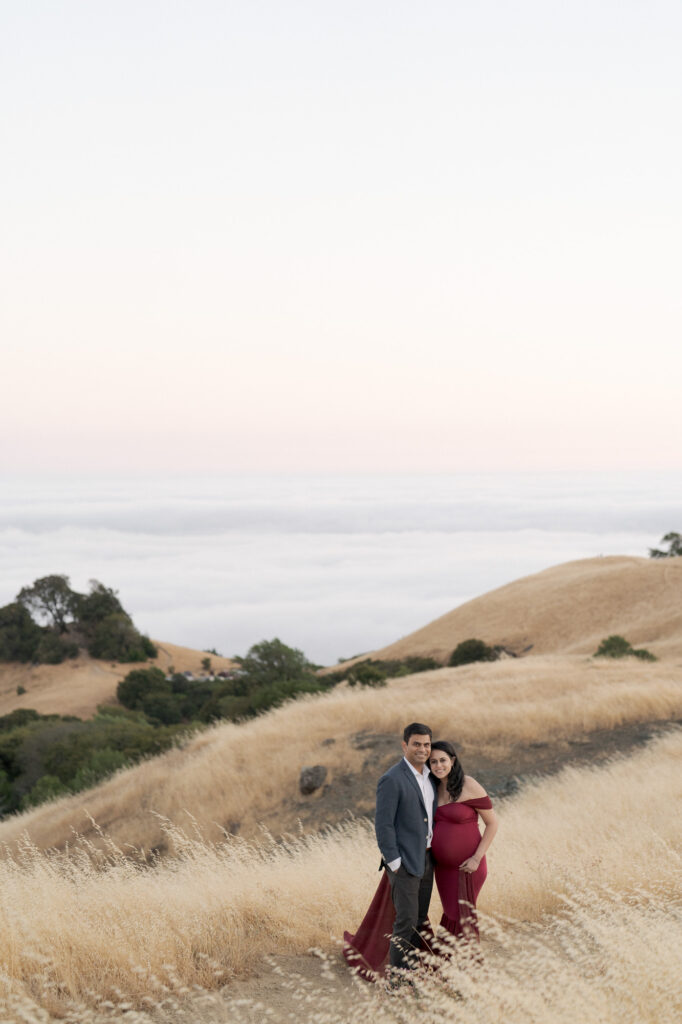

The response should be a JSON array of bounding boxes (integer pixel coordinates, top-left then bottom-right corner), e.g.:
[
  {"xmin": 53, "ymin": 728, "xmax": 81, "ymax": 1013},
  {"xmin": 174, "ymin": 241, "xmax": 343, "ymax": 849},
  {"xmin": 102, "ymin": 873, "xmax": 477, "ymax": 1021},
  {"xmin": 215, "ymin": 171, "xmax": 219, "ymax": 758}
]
[
  {"xmin": 0, "ymin": 708, "xmax": 41, "ymax": 732},
  {"xmin": 325, "ymin": 655, "xmax": 439, "ymax": 687},
  {"xmin": 347, "ymin": 663, "xmax": 387, "ymax": 687},
  {"xmin": 448, "ymin": 638, "xmax": 499, "ymax": 667},
  {"xmin": 594, "ymin": 635, "xmax": 657, "ymax": 661},
  {"xmin": 21, "ymin": 774, "xmax": 70, "ymax": 809},
  {"xmin": 69, "ymin": 748, "xmax": 129, "ymax": 792}
]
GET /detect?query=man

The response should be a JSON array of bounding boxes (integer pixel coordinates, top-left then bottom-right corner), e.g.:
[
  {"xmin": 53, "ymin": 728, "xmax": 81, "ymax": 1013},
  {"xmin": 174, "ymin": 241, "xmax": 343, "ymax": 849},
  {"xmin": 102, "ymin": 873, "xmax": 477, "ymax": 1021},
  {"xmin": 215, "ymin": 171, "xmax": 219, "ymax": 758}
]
[{"xmin": 375, "ymin": 722, "xmax": 437, "ymax": 975}]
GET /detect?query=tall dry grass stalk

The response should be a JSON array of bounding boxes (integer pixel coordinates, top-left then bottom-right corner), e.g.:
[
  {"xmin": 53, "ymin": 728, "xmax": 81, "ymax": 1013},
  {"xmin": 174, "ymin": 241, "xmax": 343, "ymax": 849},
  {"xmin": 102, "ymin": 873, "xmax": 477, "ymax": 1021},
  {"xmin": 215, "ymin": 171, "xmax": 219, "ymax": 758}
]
[
  {"xmin": 1, "ymin": 730, "xmax": 680, "ymax": 1019},
  {"xmin": 0, "ymin": 654, "xmax": 680, "ymax": 854},
  {"xmin": 226, "ymin": 883, "xmax": 682, "ymax": 1024}
]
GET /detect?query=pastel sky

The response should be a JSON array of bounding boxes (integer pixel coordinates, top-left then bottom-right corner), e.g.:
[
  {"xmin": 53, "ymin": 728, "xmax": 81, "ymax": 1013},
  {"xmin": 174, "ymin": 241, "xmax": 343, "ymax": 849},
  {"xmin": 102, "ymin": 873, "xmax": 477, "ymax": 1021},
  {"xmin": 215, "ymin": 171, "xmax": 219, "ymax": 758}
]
[{"xmin": 3, "ymin": 1, "xmax": 681, "ymax": 473}]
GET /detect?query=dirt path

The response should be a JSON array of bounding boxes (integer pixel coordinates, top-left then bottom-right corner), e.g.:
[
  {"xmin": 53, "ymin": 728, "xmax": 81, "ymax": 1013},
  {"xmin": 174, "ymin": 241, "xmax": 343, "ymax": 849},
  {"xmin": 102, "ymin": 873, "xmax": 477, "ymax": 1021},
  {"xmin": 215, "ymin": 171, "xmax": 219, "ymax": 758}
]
[{"xmin": 221, "ymin": 953, "xmax": 357, "ymax": 1022}]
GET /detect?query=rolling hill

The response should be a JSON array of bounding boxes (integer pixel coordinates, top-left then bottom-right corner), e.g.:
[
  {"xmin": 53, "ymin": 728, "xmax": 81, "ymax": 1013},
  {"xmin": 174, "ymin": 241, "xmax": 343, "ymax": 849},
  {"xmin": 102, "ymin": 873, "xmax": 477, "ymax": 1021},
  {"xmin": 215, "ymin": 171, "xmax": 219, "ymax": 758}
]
[
  {"xmin": 0, "ymin": 642, "xmax": 235, "ymax": 719},
  {"xmin": 342, "ymin": 555, "xmax": 682, "ymax": 666},
  {"xmin": 0, "ymin": 554, "xmax": 680, "ymax": 857}
]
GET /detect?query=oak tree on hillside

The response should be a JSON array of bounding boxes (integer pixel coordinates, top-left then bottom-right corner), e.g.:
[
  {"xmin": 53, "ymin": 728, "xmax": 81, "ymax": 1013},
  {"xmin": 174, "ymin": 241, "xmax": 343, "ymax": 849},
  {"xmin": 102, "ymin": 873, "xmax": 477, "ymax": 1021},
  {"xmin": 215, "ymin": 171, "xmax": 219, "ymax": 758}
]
[
  {"xmin": 649, "ymin": 532, "xmax": 682, "ymax": 558},
  {"xmin": 16, "ymin": 575, "xmax": 77, "ymax": 633},
  {"xmin": 232, "ymin": 638, "xmax": 318, "ymax": 692}
]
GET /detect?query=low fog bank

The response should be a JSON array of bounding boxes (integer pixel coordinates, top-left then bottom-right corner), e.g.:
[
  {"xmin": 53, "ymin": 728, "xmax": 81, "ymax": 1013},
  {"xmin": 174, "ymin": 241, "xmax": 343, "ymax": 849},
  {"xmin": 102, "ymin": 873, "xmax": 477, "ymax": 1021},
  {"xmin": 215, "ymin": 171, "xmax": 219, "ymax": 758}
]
[{"xmin": 1, "ymin": 473, "xmax": 678, "ymax": 662}]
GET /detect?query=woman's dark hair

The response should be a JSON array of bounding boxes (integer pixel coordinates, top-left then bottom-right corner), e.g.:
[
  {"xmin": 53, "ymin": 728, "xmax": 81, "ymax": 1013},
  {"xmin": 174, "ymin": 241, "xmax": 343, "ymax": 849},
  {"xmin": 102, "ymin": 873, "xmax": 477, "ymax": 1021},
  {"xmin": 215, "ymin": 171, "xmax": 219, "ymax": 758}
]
[{"xmin": 430, "ymin": 740, "xmax": 464, "ymax": 801}]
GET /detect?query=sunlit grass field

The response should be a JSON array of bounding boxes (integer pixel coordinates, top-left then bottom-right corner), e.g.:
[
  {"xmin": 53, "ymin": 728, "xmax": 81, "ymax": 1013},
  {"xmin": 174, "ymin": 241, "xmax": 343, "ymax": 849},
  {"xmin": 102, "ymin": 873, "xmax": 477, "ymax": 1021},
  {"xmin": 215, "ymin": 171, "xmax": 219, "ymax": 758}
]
[
  {"xmin": 0, "ymin": 653, "xmax": 680, "ymax": 856},
  {"xmin": 1, "ymin": 729, "xmax": 680, "ymax": 1021}
]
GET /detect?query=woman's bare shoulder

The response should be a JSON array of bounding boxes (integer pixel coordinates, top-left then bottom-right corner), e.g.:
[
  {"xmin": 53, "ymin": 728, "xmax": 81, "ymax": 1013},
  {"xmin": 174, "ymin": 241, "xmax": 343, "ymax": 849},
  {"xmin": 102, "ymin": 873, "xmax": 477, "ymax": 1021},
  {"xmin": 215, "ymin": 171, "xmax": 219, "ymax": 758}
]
[{"xmin": 461, "ymin": 775, "xmax": 487, "ymax": 798}]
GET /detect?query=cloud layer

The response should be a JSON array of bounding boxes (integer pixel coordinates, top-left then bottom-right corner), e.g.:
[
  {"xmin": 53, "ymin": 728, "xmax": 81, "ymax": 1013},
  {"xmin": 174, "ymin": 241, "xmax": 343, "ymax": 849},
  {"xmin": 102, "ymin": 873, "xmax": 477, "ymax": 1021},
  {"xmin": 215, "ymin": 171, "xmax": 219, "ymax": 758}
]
[{"xmin": 2, "ymin": 473, "xmax": 679, "ymax": 663}]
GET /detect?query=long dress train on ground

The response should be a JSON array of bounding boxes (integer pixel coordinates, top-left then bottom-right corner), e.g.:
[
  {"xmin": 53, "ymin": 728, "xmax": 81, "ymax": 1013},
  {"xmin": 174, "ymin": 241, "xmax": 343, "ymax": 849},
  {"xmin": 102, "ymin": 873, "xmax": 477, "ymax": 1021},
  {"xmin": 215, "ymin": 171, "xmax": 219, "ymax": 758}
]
[{"xmin": 343, "ymin": 796, "xmax": 492, "ymax": 978}]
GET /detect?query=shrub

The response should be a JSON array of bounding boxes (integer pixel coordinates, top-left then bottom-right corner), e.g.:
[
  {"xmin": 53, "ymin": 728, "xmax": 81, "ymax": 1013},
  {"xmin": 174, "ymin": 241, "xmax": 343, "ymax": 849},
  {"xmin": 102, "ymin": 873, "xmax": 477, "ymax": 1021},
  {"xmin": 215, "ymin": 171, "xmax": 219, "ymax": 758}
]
[
  {"xmin": 347, "ymin": 662, "xmax": 387, "ymax": 687},
  {"xmin": 0, "ymin": 709, "xmax": 42, "ymax": 732},
  {"xmin": 594, "ymin": 635, "xmax": 657, "ymax": 662},
  {"xmin": 21, "ymin": 773, "xmax": 70, "ymax": 808},
  {"xmin": 16, "ymin": 685, "xmax": 26, "ymax": 696},
  {"xmin": 325, "ymin": 655, "xmax": 440, "ymax": 687},
  {"xmin": 69, "ymin": 748, "xmax": 129, "ymax": 791},
  {"xmin": 0, "ymin": 708, "xmax": 186, "ymax": 815},
  {"xmin": 448, "ymin": 638, "xmax": 499, "ymax": 667}
]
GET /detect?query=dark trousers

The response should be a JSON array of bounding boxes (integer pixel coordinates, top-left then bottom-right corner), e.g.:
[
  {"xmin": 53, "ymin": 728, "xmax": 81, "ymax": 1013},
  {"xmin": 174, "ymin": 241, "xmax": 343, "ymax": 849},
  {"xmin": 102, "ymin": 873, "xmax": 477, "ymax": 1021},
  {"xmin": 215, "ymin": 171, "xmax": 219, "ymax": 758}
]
[{"xmin": 386, "ymin": 850, "xmax": 434, "ymax": 969}]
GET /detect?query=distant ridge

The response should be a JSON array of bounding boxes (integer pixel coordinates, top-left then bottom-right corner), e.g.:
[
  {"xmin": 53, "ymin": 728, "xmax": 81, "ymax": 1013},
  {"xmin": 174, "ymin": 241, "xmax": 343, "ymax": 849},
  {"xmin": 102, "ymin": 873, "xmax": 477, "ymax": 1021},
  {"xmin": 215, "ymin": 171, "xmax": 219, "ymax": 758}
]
[{"xmin": 342, "ymin": 556, "xmax": 682, "ymax": 666}]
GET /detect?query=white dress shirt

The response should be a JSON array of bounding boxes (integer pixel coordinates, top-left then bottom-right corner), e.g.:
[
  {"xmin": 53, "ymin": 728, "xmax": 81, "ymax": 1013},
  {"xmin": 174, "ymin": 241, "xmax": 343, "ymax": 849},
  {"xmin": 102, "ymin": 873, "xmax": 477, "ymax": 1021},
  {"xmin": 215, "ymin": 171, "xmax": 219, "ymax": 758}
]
[{"xmin": 387, "ymin": 758, "xmax": 434, "ymax": 872}]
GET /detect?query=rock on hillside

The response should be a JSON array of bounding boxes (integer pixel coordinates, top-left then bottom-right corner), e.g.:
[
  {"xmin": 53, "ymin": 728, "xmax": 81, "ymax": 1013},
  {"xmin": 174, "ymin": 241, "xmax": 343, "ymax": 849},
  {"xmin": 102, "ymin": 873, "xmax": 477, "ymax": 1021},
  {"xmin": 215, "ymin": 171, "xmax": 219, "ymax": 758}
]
[
  {"xmin": 344, "ymin": 556, "xmax": 682, "ymax": 667},
  {"xmin": 0, "ymin": 641, "xmax": 236, "ymax": 720}
]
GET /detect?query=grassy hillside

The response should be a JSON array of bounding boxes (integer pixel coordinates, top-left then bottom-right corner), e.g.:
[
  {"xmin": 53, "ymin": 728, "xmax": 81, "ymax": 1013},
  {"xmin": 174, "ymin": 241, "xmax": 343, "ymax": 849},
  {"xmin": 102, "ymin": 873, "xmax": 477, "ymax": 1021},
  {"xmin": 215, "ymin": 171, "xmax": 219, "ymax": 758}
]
[
  {"xmin": 1, "ymin": 729, "xmax": 680, "ymax": 1020},
  {"xmin": 0, "ymin": 641, "xmax": 235, "ymax": 719},
  {"xmin": 0, "ymin": 652, "xmax": 679, "ymax": 855},
  {"xmin": 339, "ymin": 555, "xmax": 682, "ymax": 666}
]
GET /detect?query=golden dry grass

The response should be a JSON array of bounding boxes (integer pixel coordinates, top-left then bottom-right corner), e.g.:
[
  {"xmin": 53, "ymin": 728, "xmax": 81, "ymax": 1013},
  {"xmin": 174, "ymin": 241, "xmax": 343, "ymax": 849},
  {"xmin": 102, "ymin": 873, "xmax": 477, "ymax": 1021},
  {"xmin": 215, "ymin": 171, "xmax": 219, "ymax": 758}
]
[
  {"xmin": 0, "ymin": 641, "xmax": 235, "ymax": 719},
  {"xmin": 0, "ymin": 729, "xmax": 680, "ymax": 1021},
  {"xmin": 340, "ymin": 555, "xmax": 682, "ymax": 666},
  {"xmin": 0, "ymin": 654, "xmax": 680, "ymax": 855}
]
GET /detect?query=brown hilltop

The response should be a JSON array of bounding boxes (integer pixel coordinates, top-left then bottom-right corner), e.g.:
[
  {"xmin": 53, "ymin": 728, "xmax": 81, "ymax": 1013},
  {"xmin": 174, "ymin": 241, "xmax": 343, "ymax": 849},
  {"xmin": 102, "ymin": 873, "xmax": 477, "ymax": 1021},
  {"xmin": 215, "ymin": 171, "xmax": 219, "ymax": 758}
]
[
  {"xmin": 0, "ymin": 642, "xmax": 235, "ymax": 720},
  {"xmin": 339, "ymin": 555, "xmax": 682, "ymax": 667}
]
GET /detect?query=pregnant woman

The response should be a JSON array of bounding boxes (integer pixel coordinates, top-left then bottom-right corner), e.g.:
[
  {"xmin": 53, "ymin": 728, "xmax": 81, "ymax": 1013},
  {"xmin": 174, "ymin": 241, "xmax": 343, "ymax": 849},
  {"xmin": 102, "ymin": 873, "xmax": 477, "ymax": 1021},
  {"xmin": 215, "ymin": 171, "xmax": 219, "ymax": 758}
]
[{"xmin": 429, "ymin": 740, "xmax": 498, "ymax": 940}]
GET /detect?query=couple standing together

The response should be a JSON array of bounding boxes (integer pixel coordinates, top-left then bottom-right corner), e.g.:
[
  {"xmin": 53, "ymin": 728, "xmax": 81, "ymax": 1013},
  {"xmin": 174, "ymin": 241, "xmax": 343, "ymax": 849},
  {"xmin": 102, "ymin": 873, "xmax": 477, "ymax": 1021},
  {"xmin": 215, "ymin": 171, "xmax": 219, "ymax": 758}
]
[{"xmin": 344, "ymin": 722, "xmax": 498, "ymax": 981}]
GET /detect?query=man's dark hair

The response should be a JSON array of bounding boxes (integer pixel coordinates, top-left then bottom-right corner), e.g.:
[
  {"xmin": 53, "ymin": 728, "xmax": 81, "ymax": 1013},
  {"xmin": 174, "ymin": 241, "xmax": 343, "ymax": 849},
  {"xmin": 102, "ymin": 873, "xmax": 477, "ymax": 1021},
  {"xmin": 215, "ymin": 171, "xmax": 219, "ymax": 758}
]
[{"xmin": 403, "ymin": 722, "xmax": 432, "ymax": 743}]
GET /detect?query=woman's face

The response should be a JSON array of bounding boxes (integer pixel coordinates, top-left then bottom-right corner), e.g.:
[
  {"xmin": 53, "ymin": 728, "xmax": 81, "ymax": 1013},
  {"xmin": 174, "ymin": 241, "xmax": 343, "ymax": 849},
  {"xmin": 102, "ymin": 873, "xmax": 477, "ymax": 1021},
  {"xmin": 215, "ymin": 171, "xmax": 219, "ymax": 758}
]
[{"xmin": 429, "ymin": 749, "xmax": 453, "ymax": 779}]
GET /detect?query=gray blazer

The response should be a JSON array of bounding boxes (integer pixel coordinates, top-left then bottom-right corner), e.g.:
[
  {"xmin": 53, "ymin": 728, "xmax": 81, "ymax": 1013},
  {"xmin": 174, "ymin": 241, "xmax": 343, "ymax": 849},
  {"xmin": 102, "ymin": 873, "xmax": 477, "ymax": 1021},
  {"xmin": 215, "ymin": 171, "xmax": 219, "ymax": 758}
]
[{"xmin": 375, "ymin": 759, "xmax": 438, "ymax": 877}]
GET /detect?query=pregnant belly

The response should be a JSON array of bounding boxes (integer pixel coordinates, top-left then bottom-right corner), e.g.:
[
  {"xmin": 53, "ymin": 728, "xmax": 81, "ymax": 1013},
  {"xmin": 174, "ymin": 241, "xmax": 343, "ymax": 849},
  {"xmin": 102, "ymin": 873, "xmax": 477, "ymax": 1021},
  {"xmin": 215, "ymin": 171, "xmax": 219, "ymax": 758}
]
[{"xmin": 431, "ymin": 822, "xmax": 481, "ymax": 868}]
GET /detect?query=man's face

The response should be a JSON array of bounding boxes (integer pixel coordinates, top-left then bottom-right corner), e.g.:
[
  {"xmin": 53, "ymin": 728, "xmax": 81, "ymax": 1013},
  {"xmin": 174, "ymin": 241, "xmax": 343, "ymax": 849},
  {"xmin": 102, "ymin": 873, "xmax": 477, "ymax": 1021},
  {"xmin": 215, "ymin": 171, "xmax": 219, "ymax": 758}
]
[{"xmin": 402, "ymin": 732, "xmax": 431, "ymax": 770}]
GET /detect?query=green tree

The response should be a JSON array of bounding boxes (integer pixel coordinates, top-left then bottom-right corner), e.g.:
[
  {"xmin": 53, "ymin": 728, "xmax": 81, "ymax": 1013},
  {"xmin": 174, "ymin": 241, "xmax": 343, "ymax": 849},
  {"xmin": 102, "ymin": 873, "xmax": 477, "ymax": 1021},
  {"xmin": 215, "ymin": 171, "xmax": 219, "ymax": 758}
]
[
  {"xmin": 87, "ymin": 613, "xmax": 156, "ymax": 662},
  {"xmin": 75, "ymin": 580, "xmax": 126, "ymax": 628},
  {"xmin": 117, "ymin": 667, "xmax": 169, "ymax": 709},
  {"xmin": 16, "ymin": 575, "xmax": 78, "ymax": 633},
  {"xmin": 448, "ymin": 638, "xmax": 499, "ymax": 667},
  {"xmin": 69, "ymin": 748, "xmax": 129, "ymax": 791},
  {"xmin": 0, "ymin": 602, "xmax": 43, "ymax": 662},
  {"xmin": 21, "ymin": 774, "xmax": 70, "ymax": 809},
  {"xmin": 649, "ymin": 532, "xmax": 682, "ymax": 559},
  {"xmin": 233, "ymin": 638, "xmax": 318, "ymax": 692}
]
